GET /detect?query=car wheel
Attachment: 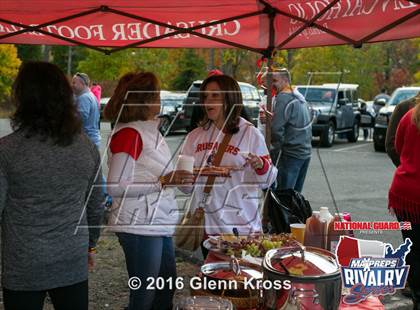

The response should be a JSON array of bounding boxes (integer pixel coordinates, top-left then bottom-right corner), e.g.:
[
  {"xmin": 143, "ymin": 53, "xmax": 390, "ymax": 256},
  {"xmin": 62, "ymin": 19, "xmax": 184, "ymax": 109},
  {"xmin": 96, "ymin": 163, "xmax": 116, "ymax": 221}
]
[
  {"xmin": 159, "ymin": 116, "xmax": 171, "ymax": 135},
  {"xmin": 347, "ymin": 121, "xmax": 360, "ymax": 142},
  {"xmin": 320, "ymin": 121, "xmax": 335, "ymax": 147},
  {"xmin": 374, "ymin": 141, "xmax": 385, "ymax": 152}
]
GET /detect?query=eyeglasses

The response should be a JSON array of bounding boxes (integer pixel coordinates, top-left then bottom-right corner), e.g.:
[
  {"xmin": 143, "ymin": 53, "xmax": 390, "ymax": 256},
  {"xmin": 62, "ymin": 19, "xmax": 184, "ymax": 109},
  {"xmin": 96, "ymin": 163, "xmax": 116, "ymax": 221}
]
[{"xmin": 75, "ymin": 72, "xmax": 89, "ymax": 85}]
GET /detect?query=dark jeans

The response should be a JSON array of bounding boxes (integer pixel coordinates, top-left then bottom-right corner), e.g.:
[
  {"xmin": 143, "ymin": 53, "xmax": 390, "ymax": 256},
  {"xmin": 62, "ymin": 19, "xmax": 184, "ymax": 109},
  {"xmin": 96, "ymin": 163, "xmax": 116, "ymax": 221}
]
[
  {"xmin": 3, "ymin": 280, "xmax": 88, "ymax": 310},
  {"xmin": 276, "ymin": 155, "xmax": 310, "ymax": 193},
  {"xmin": 397, "ymin": 216, "xmax": 420, "ymax": 308},
  {"xmin": 116, "ymin": 233, "xmax": 176, "ymax": 310}
]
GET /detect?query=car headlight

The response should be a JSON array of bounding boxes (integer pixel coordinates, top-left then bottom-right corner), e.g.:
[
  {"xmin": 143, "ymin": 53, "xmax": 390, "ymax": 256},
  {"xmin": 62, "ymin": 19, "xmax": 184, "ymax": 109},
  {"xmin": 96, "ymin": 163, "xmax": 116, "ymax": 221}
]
[{"xmin": 375, "ymin": 114, "xmax": 388, "ymax": 126}]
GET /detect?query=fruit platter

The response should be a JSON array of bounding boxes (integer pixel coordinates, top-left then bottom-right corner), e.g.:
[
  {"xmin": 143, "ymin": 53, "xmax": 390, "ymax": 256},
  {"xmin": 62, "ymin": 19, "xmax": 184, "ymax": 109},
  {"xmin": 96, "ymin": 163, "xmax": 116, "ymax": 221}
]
[{"xmin": 203, "ymin": 233, "xmax": 300, "ymax": 267}]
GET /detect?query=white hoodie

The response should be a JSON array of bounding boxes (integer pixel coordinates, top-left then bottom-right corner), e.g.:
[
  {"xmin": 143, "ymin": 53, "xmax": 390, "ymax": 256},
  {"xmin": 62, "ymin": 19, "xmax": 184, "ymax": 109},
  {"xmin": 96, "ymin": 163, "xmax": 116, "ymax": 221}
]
[{"xmin": 180, "ymin": 118, "xmax": 277, "ymax": 235}]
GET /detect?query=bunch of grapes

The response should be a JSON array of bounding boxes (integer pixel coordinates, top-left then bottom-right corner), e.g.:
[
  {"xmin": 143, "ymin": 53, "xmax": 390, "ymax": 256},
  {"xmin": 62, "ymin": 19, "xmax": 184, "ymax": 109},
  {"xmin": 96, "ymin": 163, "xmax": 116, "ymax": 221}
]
[
  {"xmin": 261, "ymin": 239, "xmax": 282, "ymax": 251},
  {"xmin": 221, "ymin": 233, "xmax": 297, "ymax": 258},
  {"xmin": 244, "ymin": 243, "xmax": 261, "ymax": 257}
]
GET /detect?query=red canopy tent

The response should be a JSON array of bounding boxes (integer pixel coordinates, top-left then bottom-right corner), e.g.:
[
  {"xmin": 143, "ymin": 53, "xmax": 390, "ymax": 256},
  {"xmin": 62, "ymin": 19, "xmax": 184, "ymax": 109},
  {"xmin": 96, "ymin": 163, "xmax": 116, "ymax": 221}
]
[
  {"xmin": 0, "ymin": 0, "xmax": 419, "ymax": 138},
  {"xmin": 0, "ymin": 1, "xmax": 418, "ymax": 53}
]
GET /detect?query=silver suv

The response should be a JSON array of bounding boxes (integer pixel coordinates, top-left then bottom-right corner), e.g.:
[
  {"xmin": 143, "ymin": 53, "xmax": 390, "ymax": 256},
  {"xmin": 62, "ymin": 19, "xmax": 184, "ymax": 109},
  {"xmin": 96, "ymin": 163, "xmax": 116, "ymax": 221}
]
[{"xmin": 296, "ymin": 84, "xmax": 361, "ymax": 147}]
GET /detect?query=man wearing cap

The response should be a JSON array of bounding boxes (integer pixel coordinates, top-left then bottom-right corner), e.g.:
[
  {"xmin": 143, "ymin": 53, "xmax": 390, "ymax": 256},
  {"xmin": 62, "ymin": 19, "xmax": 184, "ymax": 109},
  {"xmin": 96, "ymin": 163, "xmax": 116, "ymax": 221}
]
[
  {"xmin": 268, "ymin": 68, "xmax": 312, "ymax": 193},
  {"xmin": 72, "ymin": 72, "xmax": 101, "ymax": 147}
]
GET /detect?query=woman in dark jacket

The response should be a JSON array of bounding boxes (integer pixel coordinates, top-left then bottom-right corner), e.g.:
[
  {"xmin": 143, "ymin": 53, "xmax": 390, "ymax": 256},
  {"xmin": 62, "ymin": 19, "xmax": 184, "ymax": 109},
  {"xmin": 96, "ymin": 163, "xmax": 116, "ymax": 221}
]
[{"xmin": 0, "ymin": 62, "xmax": 104, "ymax": 310}]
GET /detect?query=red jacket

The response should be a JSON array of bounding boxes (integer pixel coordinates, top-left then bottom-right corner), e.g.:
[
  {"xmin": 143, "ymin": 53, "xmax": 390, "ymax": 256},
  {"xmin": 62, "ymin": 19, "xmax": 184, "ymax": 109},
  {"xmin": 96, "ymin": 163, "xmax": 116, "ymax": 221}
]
[
  {"xmin": 90, "ymin": 85, "xmax": 101, "ymax": 108},
  {"xmin": 389, "ymin": 108, "xmax": 420, "ymax": 223}
]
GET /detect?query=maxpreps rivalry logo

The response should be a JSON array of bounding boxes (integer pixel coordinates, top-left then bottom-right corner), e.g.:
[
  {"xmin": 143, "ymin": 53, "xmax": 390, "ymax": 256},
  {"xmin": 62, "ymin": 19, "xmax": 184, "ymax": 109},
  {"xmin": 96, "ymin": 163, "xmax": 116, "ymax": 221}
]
[{"xmin": 336, "ymin": 236, "xmax": 412, "ymax": 304}]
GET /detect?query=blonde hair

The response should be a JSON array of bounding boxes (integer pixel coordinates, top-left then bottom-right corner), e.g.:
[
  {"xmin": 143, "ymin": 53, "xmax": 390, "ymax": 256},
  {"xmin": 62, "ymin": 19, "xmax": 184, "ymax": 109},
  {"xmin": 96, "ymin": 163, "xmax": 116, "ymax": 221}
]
[{"xmin": 412, "ymin": 92, "xmax": 420, "ymax": 131}]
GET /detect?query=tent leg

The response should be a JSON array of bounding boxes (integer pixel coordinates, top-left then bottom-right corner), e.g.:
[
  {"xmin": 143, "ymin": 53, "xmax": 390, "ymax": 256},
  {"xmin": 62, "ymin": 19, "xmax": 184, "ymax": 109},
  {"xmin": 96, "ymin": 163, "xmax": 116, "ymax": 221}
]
[{"xmin": 262, "ymin": 7, "xmax": 276, "ymax": 231}]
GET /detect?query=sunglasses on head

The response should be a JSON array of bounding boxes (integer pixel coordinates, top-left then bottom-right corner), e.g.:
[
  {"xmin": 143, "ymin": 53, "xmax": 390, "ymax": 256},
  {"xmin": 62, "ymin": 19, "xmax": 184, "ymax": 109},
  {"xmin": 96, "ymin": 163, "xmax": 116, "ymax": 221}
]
[{"xmin": 75, "ymin": 72, "xmax": 89, "ymax": 85}]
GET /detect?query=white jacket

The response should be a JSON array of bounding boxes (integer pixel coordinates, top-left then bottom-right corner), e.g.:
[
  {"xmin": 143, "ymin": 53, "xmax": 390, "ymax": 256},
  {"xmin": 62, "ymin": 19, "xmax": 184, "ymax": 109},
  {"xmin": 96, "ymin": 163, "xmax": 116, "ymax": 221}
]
[{"xmin": 180, "ymin": 118, "xmax": 277, "ymax": 235}]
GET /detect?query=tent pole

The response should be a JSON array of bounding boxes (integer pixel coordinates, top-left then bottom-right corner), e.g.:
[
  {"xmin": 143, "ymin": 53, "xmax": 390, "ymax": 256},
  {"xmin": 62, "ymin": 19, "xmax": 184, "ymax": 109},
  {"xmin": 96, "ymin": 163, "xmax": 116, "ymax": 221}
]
[
  {"xmin": 67, "ymin": 46, "xmax": 73, "ymax": 76},
  {"xmin": 264, "ymin": 9, "xmax": 275, "ymax": 147}
]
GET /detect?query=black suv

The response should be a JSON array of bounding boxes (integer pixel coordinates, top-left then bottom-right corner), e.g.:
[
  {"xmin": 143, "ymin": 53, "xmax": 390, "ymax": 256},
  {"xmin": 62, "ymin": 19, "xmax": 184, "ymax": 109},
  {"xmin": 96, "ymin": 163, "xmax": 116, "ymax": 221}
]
[
  {"xmin": 171, "ymin": 80, "xmax": 261, "ymax": 132},
  {"xmin": 373, "ymin": 86, "xmax": 420, "ymax": 152},
  {"xmin": 296, "ymin": 84, "xmax": 361, "ymax": 147},
  {"xmin": 158, "ymin": 91, "xmax": 186, "ymax": 134}
]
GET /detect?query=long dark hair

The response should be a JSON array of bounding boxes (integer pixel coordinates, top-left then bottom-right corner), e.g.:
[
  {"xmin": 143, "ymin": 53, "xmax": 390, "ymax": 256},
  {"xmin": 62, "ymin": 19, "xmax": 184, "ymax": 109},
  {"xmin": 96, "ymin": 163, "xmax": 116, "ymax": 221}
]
[
  {"xmin": 11, "ymin": 61, "xmax": 81, "ymax": 146},
  {"xmin": 199, "ymin": 75, "xmax": 243, "ymax": 134}
]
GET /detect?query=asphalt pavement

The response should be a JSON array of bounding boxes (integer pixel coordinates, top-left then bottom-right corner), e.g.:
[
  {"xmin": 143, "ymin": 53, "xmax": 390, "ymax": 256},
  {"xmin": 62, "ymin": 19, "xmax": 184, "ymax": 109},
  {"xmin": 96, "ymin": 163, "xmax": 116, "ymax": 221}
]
[{"xmin": 0, "ymin": 120, "xmax": 413, "ymax": 309}]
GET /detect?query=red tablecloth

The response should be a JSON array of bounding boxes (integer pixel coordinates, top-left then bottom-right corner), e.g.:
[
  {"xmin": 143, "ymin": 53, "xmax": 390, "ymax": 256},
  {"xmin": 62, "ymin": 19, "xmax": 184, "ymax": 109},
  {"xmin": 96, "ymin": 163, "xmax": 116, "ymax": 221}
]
[{"xmin": 203, "ymin": 252, "xmax": 385, "ymax": 310}]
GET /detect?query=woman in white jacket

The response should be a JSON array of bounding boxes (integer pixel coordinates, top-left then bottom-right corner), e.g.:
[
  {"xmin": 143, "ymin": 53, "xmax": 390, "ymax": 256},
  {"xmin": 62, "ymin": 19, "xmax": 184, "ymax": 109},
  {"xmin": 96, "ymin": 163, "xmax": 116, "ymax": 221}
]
[
  {"xmin": 180, "ymin": 75, "xmax": 277, "ymax": 252},
  {"xmin": 104, "ymin": 72, "xmax": 193, "ymax": 310}
]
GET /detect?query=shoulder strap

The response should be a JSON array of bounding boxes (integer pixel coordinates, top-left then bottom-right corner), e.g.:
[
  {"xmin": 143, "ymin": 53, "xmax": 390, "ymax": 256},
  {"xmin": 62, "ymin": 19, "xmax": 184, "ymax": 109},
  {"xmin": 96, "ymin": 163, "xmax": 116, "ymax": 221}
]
[{"xmin": 203, "ymin": 132, "xmax": 233, "ymax": 194}]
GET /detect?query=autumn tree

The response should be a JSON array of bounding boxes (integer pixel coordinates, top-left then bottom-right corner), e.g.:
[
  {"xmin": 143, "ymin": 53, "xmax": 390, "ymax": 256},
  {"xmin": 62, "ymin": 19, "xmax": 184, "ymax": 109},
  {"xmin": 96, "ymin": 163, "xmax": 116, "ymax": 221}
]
[
  {"xmin": 291, "ymin": 44, "xmax": 388, "ymax": 99},
  {"xmin": 171, "ymin": 49, "xmax": 206, "ymax": 90},
  {"xmin": 0, "ymin": 45, "xmax": 21, "ymax": 104},
  {"xmin": 76, "ymin": 48, "xmax": 180, "ymax": 94},
  {"xmin": 16, "ymin": 45, "xmax": 42, "ymax": 62}
]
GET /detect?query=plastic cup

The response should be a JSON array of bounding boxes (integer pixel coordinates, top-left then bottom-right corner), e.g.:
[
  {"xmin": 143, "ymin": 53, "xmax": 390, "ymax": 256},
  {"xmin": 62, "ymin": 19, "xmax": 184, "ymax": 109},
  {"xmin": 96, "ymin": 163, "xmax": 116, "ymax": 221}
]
[
  {"xmin": 290, "ymin": 223, "xmax": 306, "ymax": 244},
  {"xmin": 239, "ymin": 151, "xmax": 250, "ymax": 159},
  {"xmin": 176, "ymin": 155, "xmax": 194, "ymax": 173}
]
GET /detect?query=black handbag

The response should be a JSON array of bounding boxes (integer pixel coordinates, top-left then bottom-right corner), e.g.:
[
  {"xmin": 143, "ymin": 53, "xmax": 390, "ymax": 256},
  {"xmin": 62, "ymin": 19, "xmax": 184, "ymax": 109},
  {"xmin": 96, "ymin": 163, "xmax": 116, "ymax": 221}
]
[{"xmin": 268, "ymin": 188, "xmax": 313, "ymax": 234}]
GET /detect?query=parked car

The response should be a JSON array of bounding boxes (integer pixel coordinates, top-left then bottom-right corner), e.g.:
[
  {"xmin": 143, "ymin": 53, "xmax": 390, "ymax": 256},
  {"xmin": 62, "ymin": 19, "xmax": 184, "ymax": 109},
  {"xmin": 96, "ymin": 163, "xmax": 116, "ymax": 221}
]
[
  {"xmin": 158, "ymin": 91, "xmax": 186, "ymax": 134},
  {"xmin": 99, "ymin": 97, "xmax": 110, "ymax": 119},
  {"xmin": 373, "ymin": 86, "xmax": 420, "ymax": 152},
  {"xmin": 358, "ymin": 99, "xmax": 376, "ymax": 127},
  {"xmin": 295, "ymin": 84, "xmax": 361, "ymax": 147},
  {"xmin": 181, "ymin": 80, "xmax": 262, "ymax": 131}
]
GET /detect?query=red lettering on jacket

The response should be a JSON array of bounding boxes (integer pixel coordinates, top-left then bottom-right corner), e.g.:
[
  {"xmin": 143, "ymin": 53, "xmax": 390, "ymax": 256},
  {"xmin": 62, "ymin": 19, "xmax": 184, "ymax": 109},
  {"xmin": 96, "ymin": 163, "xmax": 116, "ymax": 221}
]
[{"xmin": 195, "ymin": 144, "xmax": 203, "ymax": 153}]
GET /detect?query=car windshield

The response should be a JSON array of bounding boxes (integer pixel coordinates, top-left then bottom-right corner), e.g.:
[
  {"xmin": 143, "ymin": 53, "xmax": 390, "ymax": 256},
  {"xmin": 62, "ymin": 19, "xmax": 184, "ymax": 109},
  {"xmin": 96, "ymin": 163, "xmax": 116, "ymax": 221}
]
[
  {"xmin": 388, "ymin": 89, "xmax": 419, "ymax": 106},
  {"xmin": 296, "ymin": 87, "xmax": 336, "ymax": 104},
  {"xmin": 161, "ymin": 92, "xmax": 185, "ymax": 106}
]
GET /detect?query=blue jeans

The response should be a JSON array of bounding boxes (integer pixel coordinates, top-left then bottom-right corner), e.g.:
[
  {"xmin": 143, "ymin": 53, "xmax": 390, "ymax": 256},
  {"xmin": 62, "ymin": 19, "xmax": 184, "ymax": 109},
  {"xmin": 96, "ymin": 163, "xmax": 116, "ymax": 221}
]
[
  {"xmin": 276, "ymin": 155, "xmax": 310, "ymax": 193},
  {"xmin": 116, "ymin": 233, "xmax": 176, "ymax": 310}
]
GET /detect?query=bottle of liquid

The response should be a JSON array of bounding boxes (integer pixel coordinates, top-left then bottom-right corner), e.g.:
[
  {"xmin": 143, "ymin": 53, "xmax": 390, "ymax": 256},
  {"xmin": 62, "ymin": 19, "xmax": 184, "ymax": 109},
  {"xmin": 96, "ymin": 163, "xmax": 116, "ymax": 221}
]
[
  {"xmin": 327, "ymin": 213, "xmax": 342, "ymax": 253},
  {"xmin": 327, "ymin": 213, "xmax": 354, "ymax": 253},
  {"xmin": 304, "ymin": 211, "xmax": 324, "ymax": 248},
  {"xmin": 319, "ymin": 207, "xmax": 333, "ymax": 250},
  {"xmin": 319, "ymin": 207, "xmax": 333, "ymax": 223}
]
